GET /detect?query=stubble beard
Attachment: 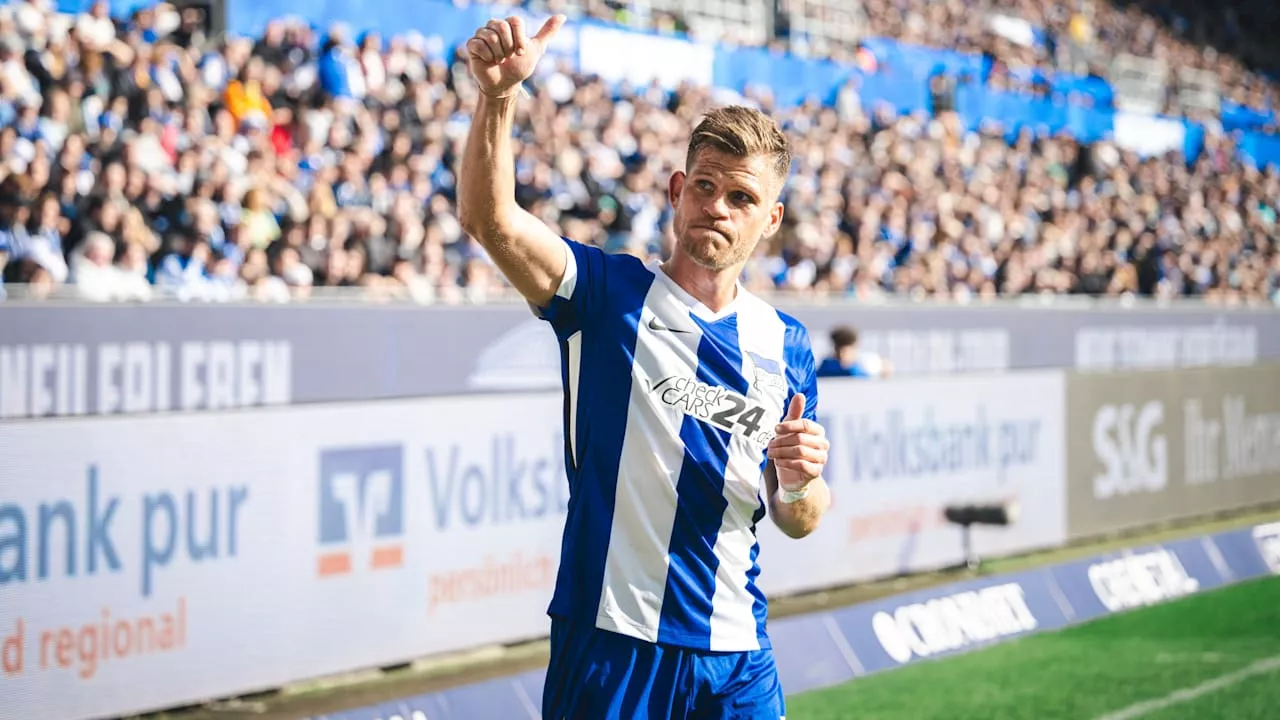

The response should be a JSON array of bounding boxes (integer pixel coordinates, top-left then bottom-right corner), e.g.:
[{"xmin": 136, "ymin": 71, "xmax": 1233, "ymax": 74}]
[{"xmin": 678, "ymin": 227, "xmax": 755, "ymax": 273}]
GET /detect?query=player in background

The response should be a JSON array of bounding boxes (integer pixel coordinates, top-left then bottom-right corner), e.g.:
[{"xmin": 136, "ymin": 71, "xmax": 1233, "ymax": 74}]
[
  {"xmin": 816, "ymin": 325, "xmax": 895, "ymax": 379},
  {"xmin": 458, "ymin": 15, "xmax": 832, "ymax": 720}
]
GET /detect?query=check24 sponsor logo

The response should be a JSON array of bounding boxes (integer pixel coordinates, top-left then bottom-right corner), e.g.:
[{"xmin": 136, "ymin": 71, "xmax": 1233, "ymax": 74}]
[{"xmin": 650, "ymin": 375, "xmax": 775, "ymax": 447}]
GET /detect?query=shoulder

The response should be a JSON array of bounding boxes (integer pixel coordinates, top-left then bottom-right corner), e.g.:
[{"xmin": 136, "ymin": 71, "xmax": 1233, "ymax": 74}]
[
  {"xmin": 815, "ymin": 357, "xmax": 843, "ymax": 374},
  {"xmin": 737, "ymin": 292, "xmax": 816, "ymax": 370},
  {"xmin": 552, "ymin": 237, "xmax": 656, "ymax": 312},
  {"xmin": 770, "ymin": 307, "xmax": 814, "ymax": 353},
  {"xmin": 778, "ymin": 311, "xmax": 811, "ymax": 342},
  {"xmin": 564, "ymin": 236, "xmax": 651, "ymax": 277},
  {"xmin": 735, "ymin": 291, "xmax": 814, "ymax": 349}
]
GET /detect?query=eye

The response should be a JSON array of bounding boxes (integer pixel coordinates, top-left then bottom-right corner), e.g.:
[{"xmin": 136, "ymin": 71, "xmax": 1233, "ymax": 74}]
[
  {"xmin": 696, "ymin": 179, "xmax": 715, "ymax": 192},
  {"xmin": 731, "ymin": 191, "xmax": 754, "ymax": 206}
]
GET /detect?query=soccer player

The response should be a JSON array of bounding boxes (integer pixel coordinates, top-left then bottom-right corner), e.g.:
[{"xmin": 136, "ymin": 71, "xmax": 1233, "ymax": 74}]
[
  {"xmin": 816, "ymin": 325, "xmax": 893, "ymax": 379},
  {"xmin": 458, "ymin": 15, "xmax": 833, "ymax": 719}
]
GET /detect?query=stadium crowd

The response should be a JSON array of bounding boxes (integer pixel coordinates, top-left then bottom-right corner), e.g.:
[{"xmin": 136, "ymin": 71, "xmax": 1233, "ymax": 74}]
[
  {"xmin": 0, "ymin": 0, "xmax": 1276, "ymax": 305},
  {"xmin": 820, "ymin": 0, "xmax": 1277, "ymax": 123},
  {"xmin": 588, "ymin": 0, "xmax": 1279, "ymax": 124}
]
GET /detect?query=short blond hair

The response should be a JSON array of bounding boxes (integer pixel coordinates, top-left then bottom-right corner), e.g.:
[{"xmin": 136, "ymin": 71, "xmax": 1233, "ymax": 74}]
[{"xmin": 686, "ymin": 105, "xmax": 791, "ymax": 183}]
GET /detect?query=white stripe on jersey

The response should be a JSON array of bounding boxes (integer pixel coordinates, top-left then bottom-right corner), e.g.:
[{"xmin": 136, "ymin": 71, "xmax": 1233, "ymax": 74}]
[
  {"xmin": 708, "ymin": 294, "xmax": 787, "ymax": 651},
  {"xmin": 595, "ymin": 282, "xmax": 703, "ymax": 642},
  {"xmin": 565, "ymin": 331, "xmax": 582, "ymax": 468}
]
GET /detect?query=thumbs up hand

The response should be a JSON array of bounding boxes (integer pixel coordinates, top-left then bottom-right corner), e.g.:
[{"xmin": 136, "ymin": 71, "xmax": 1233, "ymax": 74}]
[
  {"xmin": 767, "ymin": 394, "xmax": 829, "ymax": 491},
  {"xmin": 466, "ymin": 14, "xmax": 566, "ymax": 99}
]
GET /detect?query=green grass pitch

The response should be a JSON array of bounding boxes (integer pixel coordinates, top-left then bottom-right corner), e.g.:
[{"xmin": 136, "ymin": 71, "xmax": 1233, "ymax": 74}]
[{"xmin": 788, "ymin": 575, "xmax": 1280, "ymax": 720}]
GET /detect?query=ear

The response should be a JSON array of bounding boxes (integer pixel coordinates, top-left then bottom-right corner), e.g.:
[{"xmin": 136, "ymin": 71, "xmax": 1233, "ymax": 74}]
[
  {"xmin": 668, "ymin": 170, "xmax": 686, "ymax": 209},
  {"xmin": 764, "ymin": 200, "xmax": 785, "ymax": 239}
]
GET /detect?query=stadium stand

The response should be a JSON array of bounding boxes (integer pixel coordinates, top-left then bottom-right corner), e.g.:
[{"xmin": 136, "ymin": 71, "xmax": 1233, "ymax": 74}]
[{"xmin": 0, "ymin": 0, "xmax": 1275, "ymax": 305}]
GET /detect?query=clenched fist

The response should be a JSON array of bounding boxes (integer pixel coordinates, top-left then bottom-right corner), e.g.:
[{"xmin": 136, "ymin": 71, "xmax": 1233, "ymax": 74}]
[
  {"xmin": 466, "ymin": 14, "xmax": 566, "ymax": 99},
  {"xmin": 768, "ymin": 393, "xmax": 829, "ymax": 492}
]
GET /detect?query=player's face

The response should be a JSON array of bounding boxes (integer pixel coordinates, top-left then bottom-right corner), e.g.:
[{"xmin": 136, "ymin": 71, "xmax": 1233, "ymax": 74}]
[{"xmin": 668, "ymin": 148, "xmax": 784, "ymax": 272}]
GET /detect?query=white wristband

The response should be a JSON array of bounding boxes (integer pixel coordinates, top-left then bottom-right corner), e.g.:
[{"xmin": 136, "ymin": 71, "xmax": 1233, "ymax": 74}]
[{"xmin": 779, "ymin": 483, "xmax": 811, "ymax": 504}]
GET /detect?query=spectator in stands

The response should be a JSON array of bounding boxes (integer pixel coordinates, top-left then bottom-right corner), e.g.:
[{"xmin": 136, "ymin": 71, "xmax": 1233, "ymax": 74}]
[
  {"xmin": 224, "ymin": 59, "xmax": 273, "ymax": 126},
  {"xmin": 70, "ymin": 230, "xmax": 123, "ymax": 301}
]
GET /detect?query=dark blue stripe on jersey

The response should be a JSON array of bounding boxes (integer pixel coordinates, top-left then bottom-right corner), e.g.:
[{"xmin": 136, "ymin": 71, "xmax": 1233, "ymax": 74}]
[
  {"xmin": 546, "ymin": 241, "xmax": 655, "ymax": 624},
  {"xmin": 749, "ymin": 457, "xmax": 771, "ymax": 645},
  {"xmin": 747, "ymin": 533, "xmax": 770, "ymax": 647},
  {"xmin": 658, "ymin": 314, "xmax": 748, "ymax": 648}
]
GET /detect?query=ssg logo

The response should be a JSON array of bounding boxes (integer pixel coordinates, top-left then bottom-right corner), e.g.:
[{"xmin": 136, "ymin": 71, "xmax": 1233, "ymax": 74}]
[
  {"xmin": 1091, "ymin": 401, "xmax": 1167, "ymax": 499},
  {"xmin": 1254, "ymin": 523, "xmax": 1280, "ymax": 575},
  {"xmin": 318, "ymin": 446, "xmax": 405, "ymax": 577}
]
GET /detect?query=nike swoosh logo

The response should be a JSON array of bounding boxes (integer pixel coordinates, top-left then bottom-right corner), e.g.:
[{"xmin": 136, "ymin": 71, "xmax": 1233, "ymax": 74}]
[{"xmin": 648, "ymin": 317, "xmax": 691, "ymax": 334}]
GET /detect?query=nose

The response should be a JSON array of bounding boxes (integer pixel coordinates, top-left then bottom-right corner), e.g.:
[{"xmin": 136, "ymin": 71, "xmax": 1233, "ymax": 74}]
[{"xmin": 701, "ymin": 192, "xmax": 731, "ymax": 221}]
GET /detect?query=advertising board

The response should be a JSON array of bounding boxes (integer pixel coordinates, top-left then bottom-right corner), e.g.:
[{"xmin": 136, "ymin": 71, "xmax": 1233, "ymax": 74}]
[
  {"xmin": 758, "ymin": 371, "xmax": 1067, "ymax": 596},
  {"xmin": 0, "ymin": 393, "xmax": 569, "ymax": 720},
  {"xmin": 319, "ymin": 520, "xmax": 1280, "ymax": 720},
  {"xmin": 2, "ymin": 302, "xmax": 1275, "ymax": 419},
  {"xmin": 1065, "ymin": 364, "xmax": 1280, "ymax": 539},
  {"xmin": 0, "ymin": 370, "xmax": 1064, "ymax": 718}
]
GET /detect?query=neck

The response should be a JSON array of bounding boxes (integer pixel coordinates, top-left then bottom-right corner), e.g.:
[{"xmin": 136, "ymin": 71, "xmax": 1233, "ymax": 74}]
[{"xmin": 662, "ymin": 252, "xmax": 741, "ymax": 313}]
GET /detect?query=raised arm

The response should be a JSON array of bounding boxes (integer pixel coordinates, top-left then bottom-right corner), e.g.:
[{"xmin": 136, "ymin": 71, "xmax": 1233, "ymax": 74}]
[{"xmin": 457, "ymin": 15, "xmax": 568, "ymax": 309}]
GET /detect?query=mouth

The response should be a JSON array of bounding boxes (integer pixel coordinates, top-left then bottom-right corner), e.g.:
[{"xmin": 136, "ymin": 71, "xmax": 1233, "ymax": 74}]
[{"xmin": 694, "ymin": 226, "xmax": 733, "ymax": 242}]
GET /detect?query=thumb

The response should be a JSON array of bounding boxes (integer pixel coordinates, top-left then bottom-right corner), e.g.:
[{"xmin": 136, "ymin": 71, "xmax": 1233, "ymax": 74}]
[
  {"xmin": 785, "ymin": 393, "xmax": 805, "ymax": 422},
  {"xmin": 532, "ymin": 14, "xmax": 566, "ymax": 48}
]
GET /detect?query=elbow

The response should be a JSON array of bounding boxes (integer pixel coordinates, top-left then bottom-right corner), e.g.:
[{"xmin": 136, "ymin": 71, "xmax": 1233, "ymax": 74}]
[
  {"xmin": 456, "ymin": 197, "xmax": 478, "ymax": 237},
  {"xmin": 455, "ymin": 186, "xmax": 479, "ymax": 235},
  {"xmin": 457, "ymin": 209, "xmax": 480, "ymax": 240},
  {"xmin": 457, "ymin": 210, "xmax": 490, "ymax": 246},
  {"xmin": 457, "ymin": 203, "xmax": 512, "ymax": 246}
]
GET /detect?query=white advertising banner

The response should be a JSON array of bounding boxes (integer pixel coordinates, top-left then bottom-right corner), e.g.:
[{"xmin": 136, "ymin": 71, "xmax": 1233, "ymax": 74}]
[
  {"xmin": 576, "ymin": 24, "xmax": 715, "ymax": 90},
  {"xmin": 0, "ymin": 371, "xmax": 1068, "ymax": 719},
  {"xmin": 756, "ymin": 371, "xmax": 1068, "ymax": 597},
  {"xmin": 0, "ymin": 394, "xmax": 569, "ymax": 720},
  {"xmin": 1113, "ymin": 112, "xmax": 1187, "ymax": 158}
]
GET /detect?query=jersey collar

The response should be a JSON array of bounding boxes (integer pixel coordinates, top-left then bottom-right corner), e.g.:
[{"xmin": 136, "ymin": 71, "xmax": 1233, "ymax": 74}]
[{"xmin": 647, "ymin": 258, "xmax": 746, "ymax": 324}]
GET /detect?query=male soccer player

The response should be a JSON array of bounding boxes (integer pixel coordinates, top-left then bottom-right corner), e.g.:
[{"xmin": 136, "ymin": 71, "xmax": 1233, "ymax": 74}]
[
  {"xmin": 816, "ymin": 325, "xmax": 893, "ymax": 379},
  {"xmin": 458, "ymin": 15, "xmax": 833, "ymax": 719}
]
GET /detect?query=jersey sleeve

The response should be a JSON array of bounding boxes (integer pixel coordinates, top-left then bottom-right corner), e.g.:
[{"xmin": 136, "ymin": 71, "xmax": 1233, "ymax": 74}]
[
  {"xmin": 529, "ymin": 237, "xmax": 609, "ymax": 339},
  {"xmin": 782, "ymin": 320, "xmax": 819, "ymax": 423}
]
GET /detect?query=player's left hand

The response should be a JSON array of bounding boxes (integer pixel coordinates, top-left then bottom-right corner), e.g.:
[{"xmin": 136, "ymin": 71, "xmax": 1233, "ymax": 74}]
[{"xmin": 768, "ymin": 394, "xmax": 828, "ymax": 491}]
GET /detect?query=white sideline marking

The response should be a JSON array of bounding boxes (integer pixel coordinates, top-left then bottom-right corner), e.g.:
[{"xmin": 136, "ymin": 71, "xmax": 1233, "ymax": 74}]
[
  {"xmin": 1093, "ymin": 654, "xmax": 1280, "ymax": 720},
  {"xmin": 512, "ymin": 677, "xmax": 540, "ymax": 719},
  {"xmin": 822, "ymin": 613, "xmax": 867, "ymax": 676}
]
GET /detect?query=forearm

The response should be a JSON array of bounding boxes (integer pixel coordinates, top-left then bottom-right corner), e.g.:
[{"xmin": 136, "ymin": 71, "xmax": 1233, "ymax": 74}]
[
  {"xmin": 764, "ymin": 462, "xmax": 831, "ymax": 538},
  {"xmin": 455, "ymin": 15, "xmax": 570, "ymax": 305},
  {"xmin": 770, "ymin": 479, "xmax": 831, "ymax": 538},
  {"xmin": 458, "ymin": 92, "xmax": 520, "ymax": 239}
]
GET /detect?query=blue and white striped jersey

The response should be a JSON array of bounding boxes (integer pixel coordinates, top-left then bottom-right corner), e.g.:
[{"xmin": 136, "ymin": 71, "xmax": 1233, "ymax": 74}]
[{"xmin": 534, "ymin": 237, "xmax": 819, "ymax": 652}]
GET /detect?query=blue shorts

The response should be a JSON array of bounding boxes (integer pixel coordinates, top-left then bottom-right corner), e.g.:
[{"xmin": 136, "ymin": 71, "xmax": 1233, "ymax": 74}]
[{"xmin": 541, "ymin": 616, "xmax": 786, "ymax": 720}]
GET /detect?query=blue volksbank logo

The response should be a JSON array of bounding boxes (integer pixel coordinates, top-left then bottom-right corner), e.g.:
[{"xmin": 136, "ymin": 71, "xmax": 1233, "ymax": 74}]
[{"xmin": 317, "ymin": 446, "xmax": 405, "ymax": 577}]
